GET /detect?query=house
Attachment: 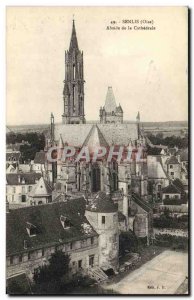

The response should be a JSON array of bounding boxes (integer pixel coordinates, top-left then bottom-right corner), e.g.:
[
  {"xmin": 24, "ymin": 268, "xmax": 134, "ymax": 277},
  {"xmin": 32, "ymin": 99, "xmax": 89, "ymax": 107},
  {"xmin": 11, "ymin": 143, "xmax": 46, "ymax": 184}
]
[
  {"xmin": 147, "ymin": 155, "xmax": 169, "ymax": 201},
  {"xmin": 166, "ymin": 155, "xmax": 181, "ymax": 180},
  {"xmin": 6, "ymin": 173, "xmax": 41, "ymax": 208},
  {"xmin": 161, "ymin": 179, "xmax": 188, "ymax": 205},
  {"xmin": 6, "ymin": 198, "xmax": 99, "ymax": 280},
  {"xmin": 6, "ymin": 151, "xmax": 21, "ymax": 169},
  {"xmin": 162, "ymin": 184, "xmax": 181, "ymax": 201},
  {"xmin": 32, "ymin": 151, "xmax": 46, "ymax": 174},
  {"xmin": 29, "ymin": 177, "xmax": 52, "ymax": 205}
]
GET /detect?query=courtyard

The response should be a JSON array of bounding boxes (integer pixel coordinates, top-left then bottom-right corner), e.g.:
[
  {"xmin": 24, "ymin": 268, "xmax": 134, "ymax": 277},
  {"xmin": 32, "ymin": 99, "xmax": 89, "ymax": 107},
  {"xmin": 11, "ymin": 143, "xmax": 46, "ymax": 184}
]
[{"xmin": 103, "ymin": 250, "xmax": 188, "ymax": 295}]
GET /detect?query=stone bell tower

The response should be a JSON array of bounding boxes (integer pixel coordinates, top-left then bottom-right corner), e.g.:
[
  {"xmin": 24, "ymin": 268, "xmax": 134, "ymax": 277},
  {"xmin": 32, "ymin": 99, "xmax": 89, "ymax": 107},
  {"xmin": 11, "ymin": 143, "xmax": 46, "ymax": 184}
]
[{"xmin": 62, "ymin": 20, "xmax": 85, "ymax": 124}]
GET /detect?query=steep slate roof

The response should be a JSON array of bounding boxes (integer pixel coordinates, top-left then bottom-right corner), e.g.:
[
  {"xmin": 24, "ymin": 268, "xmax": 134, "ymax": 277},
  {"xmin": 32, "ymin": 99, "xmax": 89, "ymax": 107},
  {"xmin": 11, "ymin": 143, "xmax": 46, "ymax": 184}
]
[
  {"xmin": 29, "ymin": 177, "xmax": 52, "ymax": 197},
  {"xmin": 34, "ymin": 151, "xmax": 46, "ymax": 164},
  {"xmin": 172, "ymin": 178, "xmax": 185, "ymax": 194},
  {"xmin": 162, "ymin": 184, "xmax": 180, "ymax": 194},
  {"xmin": 132, "ymin": 193, "xmax": 152, "ymax": 213},
  {"xmin": 82, "ymin": 125, "xmax": 109, "ymax": 148},
  {"xmin": 55, "ymin": 123, "xmax": 138, "ymax": 147},
  {"xmin": 147, "ymin": 155, "xmax": 168, "ymax": 179},
  {"xmin": 7, "ymin": 198, "xmax": 97, "ymax": 256},
  {"xmin": 166, "ymin": 155, "xmax": 179, "ymax": 165},
  {"xmin": 118, "ymin": 211, "xmax": 126, "ymax": 222},
  {"xmin": 86, "ymin": 191, "xmax": 118, "ymax": 213},
  {"xmin": 6, "ymin": 173, "xmax": 41, "ymax": 185},
  {"xmin": 104, "ymin": 87, "xmax": 117, "ymax": 113}
]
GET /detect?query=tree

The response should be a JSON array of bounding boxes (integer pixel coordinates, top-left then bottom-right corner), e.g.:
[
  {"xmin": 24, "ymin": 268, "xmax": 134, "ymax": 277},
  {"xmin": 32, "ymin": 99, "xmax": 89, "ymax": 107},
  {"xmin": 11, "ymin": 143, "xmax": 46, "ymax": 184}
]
[
  {"xmin": 119, "ymin": 230, "xmax": 138, "ymax": 256},
  {"xmin": 48, "ymin": 250, "xmax": 70, "ymax": 280},
  {"xmin": 33, "ymin": 250, "xmax": 70, "ymax": 285}
]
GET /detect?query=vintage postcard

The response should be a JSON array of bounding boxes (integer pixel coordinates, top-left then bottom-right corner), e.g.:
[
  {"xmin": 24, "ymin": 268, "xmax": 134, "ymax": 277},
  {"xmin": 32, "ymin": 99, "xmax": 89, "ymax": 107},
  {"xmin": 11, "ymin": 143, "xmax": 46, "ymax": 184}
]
[{"xmin": 6, "ymin": 7, "xmax": 189, "ymax": 295}]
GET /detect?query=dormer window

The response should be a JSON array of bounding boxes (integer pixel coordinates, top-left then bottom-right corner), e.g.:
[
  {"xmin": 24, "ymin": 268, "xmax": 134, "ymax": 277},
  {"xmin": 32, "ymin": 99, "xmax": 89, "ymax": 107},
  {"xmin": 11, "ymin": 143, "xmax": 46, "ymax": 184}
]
[
  {"xmin": 26, "ymin": 222, "xmax": 38, "ymax": 237},
  {"xmin": 60, "ymin": 215, "xmax": 72, "ymax": 229}
]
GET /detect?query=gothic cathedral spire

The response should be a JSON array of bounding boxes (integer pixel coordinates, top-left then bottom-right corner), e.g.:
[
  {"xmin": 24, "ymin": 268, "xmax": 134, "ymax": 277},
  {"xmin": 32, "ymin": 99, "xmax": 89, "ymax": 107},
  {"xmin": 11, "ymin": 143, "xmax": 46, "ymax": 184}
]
[{"xmin": 62, "ymin": 20, "xmax": 85, "ymax": 124}]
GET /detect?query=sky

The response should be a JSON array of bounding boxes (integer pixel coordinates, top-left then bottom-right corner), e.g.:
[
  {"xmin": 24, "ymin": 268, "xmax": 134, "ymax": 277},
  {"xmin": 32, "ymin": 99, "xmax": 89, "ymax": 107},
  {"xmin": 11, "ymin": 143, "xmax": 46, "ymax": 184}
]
[{"xmin": 6, "ymin": 7, "xmax": 188, "ymax": 125}]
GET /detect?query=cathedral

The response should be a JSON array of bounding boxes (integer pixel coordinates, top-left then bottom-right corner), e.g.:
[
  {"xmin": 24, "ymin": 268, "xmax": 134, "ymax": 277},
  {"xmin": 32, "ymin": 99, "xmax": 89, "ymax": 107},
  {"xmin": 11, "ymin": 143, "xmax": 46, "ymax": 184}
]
[{"xmin": 46, "ymin": 20, "xmax": 153, "ymax": 251}]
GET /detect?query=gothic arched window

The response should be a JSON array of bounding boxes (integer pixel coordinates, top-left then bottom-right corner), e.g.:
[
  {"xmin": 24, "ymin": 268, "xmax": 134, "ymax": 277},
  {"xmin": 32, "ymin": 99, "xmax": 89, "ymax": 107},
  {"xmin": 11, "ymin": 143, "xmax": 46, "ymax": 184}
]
[{"xmin": 73, "ymin": 64, "xmax": 75, "ymax": 80}]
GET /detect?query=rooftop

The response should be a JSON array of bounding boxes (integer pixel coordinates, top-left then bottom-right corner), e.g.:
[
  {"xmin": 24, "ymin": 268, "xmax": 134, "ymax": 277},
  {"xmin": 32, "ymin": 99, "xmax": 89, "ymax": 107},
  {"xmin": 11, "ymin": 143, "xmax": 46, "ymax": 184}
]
[
  {"xmin": 34, "ymin": 151, "xmax": 46, "ymax": 164},
  {"xmin": 86, "ymin": 191, "xmax": 118, "ymax": 213},
  {"xmin": 54, "ymin": 123, "xmax": 138, "ymax": 147},
  {"xmin": 7, "ymin": 198, "xmax": 97, "ymax": 256},
  {"xmin": 166, "ymin": 155, "xmax": 179, "ymax": 165},
  {"xmin": 132, "ymin": 193, "xmax": 152, "ymax": 213},
  {"xmin": 29, "ymin": 177, "xmax": 52, "ymax": 197},
  {"xmin": 162, "ymin": 184, "xmax": 180, "ymax": 194},
  {"xmin": 82, "ymin": 125, "xmax": 109, "ymax": 148},
  {"xmin": 6, "ymin": 173, "xmax": 41, "ymax": 185}
]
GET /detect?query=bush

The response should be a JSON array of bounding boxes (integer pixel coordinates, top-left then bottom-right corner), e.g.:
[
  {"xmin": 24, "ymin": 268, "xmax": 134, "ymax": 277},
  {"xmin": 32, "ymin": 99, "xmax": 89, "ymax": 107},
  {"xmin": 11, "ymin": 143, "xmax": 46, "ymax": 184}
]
[
  {"xmin": 119, "ymin": 230, "xmax": 138, "ymax": 256},
  {"xmin": 163, "ymin": 198, "xmax": 187, "ymax": 205},
  {"xmin": 155, "ymin": 234, "xmax": 188, "ymax": 250},
  {"xmin": 153, "ymin": 211, "xmax": 188, "ymax": 229}
]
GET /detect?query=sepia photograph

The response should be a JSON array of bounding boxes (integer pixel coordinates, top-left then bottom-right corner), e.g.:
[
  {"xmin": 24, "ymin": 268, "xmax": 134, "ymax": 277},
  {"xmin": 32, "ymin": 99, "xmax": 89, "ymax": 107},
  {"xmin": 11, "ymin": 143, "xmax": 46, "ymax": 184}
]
[{"xmin": 6, "ymin": 6, "xmax": 189, "ymax": 295}]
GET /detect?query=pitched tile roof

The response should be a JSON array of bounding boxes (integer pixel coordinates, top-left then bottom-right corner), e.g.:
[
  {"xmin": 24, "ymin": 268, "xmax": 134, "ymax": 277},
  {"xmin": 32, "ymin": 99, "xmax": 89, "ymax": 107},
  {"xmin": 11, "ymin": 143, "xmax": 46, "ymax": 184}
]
[
  {"xmin": 6, "ymin": 198, "xmax": 98, "ymax": 256},
  {"xmin": 162, "ymin": 184, "xmax": 180, "ymax": 194},
  {"xmin": 29, "ymin": 177, "xmax": 52, "ymax": 197},
  {"xmin": 166, "ymin": 155, "xmax": 179, "ymax": 165},
  {"xmin": 34, "ymin": 151, "xmax": 46, "ymax": 164},
  {"xmin": 118, "ymin": 211, "xmax": 126, "ymax": 222},
  {"xmin": 147, "ymin": 155, "xmax": 168, "ymax": 179},
  {"xmin": 54, "ymin": 123, "xmax": 138, "ymax": 147},
  {"xmin": 82, "ymin": 125, "xmax": 109, "ymax": 148},
  {"xmin": 6, "ymin": 173, "xmax": 41, "ymax": 185},
  {"xmin": 86, "ymin": 191, "xmax": 118, "ymax": 213},
  {"xmin": 172, "ymin": 178, "xmax": 185, "ymax": 194}
]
